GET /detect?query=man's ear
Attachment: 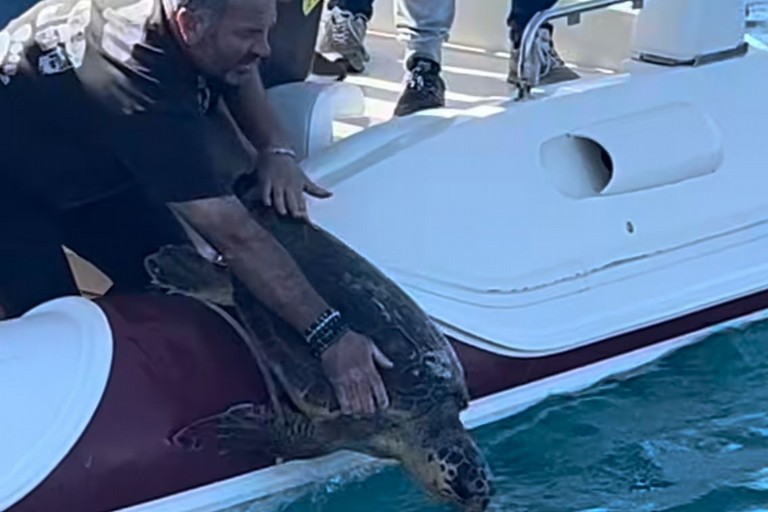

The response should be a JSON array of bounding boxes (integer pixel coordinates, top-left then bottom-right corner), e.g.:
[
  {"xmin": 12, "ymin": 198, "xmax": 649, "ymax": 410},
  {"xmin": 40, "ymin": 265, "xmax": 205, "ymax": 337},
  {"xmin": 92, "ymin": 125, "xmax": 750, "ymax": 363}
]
[{"xmin": 174, "ymin": 7, "xmax": 206, "ymax": 45}]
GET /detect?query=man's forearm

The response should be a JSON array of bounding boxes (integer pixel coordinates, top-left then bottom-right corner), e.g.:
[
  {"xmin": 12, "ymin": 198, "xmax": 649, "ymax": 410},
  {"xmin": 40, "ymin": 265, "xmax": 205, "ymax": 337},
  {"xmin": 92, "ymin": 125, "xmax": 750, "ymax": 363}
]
[
  {"xmin": 224, "ymin": 226, "xmax": 329, "ymax": 330},
  {"xmin": 224, "ymin": 69, "xmax": 289, "ymax": 151},
  {"xmin": 171, "ymin": 197, "xmax": 329, "ymax": 332}
]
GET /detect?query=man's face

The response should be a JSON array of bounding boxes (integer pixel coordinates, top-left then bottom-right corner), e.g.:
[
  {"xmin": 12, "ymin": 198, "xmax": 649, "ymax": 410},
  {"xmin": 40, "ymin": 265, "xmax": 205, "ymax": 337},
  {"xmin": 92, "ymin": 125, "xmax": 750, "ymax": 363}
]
[{"xmin": 180, "ymin": 0, "xmax": 277, "ymax": 85}]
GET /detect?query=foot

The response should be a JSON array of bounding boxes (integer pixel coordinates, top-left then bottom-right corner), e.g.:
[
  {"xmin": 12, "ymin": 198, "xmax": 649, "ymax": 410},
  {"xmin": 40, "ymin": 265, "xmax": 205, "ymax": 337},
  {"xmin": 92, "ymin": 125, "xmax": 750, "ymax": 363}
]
[
  {"xmin": 310, "ymin": 52, "xmax": 348, "ymax": 81},
  {"xmin": 507, "ymin": 26, "xmax": 579, "ymax": 86},
  {"xmin": 393, "ymin": 57, "xmax": 446, "ymax": 117},
  {"xmin": 316, "ymin": 6, "xmax": 370, "ymax": 74}
]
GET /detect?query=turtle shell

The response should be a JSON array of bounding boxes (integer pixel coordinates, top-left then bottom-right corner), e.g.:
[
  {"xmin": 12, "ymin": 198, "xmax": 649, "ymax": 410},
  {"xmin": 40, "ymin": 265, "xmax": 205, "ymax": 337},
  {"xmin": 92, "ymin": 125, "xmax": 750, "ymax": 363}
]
[{"xmin": 232, "ymin": 204, "xmax": 470, "ymax": 420}]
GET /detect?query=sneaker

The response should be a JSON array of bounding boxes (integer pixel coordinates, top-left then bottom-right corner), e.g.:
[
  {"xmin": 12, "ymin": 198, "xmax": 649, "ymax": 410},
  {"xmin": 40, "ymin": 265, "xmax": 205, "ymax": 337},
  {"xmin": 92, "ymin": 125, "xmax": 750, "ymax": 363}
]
[
  {"xmin": 393, "ymin": 57, "xmax": 446, "ymax": 117},
  {"xmin": 317, "ymin": 6, "xmax": 370, "ymax": 73},
  {"xmin": 507, "ymin": 26, "xmax": 579, "ymax": 86},
  {"xmin": 310, "ymin": 52, "xmax": 348, "ymax": 81}
]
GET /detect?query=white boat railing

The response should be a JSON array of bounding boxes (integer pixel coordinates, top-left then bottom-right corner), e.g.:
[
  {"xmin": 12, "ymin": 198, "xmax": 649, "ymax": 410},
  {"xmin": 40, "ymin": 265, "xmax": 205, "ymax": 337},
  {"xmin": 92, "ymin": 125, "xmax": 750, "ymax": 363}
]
[{"xmin": 516, "ymin": 0, "xmax": 645, "ymax": 99}]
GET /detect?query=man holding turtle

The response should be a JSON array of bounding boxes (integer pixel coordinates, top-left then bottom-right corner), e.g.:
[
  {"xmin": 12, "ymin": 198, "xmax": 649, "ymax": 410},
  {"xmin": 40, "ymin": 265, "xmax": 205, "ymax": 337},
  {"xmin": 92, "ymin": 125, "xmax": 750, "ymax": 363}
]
[{"xmin": 0, "ymin": 0, "xmax": 391, "ymax": 416}]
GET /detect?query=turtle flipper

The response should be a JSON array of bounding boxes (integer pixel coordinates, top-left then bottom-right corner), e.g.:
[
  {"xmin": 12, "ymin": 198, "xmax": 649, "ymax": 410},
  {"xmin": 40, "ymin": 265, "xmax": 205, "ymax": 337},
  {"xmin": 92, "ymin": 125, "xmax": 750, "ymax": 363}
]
[
  {"xmin": 144, "ymin": 245, "xmax": 235, "ymax": 307},
  {"xmin": 172, "ymin": 403, "xmax": 344, "ymax": 460}
]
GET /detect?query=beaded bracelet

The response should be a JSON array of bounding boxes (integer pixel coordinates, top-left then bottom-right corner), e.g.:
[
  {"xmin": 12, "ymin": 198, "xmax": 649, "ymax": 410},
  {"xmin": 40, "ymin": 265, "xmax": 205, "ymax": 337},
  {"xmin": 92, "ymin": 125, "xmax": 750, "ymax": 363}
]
[
  {"xmin": 304, "ymin": 309, "xmax": 338, "ymax": 338},
  {"xmin": 303, "ymin": 308, "xmax": 350, "ymax": 358}
]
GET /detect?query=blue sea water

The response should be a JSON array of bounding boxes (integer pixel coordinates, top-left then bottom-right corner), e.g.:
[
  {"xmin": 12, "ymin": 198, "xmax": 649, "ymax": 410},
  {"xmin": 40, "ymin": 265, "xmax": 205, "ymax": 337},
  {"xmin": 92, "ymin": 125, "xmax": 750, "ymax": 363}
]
[{"xmin": 275, "ymin": 318, "xmax": 768, "ymax": 512}]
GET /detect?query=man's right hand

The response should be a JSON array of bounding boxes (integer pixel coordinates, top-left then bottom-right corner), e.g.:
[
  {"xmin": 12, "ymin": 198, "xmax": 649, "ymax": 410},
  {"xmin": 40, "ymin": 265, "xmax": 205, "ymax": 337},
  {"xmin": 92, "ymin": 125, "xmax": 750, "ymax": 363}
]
[
  {"xmin": 256, "ymin": 152, "xmax": 331, "ymax": 220},
  {"xmin": 321, "ymin": 331, "xmax": 394, "ymax": 416}
]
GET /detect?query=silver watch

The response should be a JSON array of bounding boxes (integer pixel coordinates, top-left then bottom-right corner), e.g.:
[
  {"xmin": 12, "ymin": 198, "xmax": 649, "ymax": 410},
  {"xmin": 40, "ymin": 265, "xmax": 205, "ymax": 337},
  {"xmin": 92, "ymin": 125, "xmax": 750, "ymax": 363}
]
[{"xmin": 264, "ymin": 146, "xmax": 297, "ymax": 159}]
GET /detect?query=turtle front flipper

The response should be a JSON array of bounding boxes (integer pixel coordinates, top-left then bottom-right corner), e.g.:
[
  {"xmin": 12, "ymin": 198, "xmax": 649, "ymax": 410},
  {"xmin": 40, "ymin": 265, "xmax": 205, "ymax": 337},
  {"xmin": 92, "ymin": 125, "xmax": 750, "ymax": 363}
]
[
  {"xmin": 172, "ymin": 403, "xmax": 348, "ymax": 461},
  {"xmin": 144, "ymin": 245, "xmax": 235, "ymax": 307}
]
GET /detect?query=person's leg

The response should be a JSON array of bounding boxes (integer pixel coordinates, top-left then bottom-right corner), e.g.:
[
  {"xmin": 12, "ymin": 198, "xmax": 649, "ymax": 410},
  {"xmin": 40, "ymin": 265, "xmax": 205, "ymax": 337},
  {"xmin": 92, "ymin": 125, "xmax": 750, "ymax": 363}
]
[
  {"xmin": 0, "ymin": 182, "xmax": 79, "ymax": 318},
  {"xmin": 506, "ymin": 0, "xmax": 579, "ymax": 85},
  {"xmin": 316, "ymin": 0, "xmax": 375, "ymax": 73},
  {"xmin": 392, "ymin": 0, "xmax": 456, "ymax": 116},
  {"xmin": 394, "ymin": 0, "xmax": 454, "ymax": 68},
  {"xmin": 329, "ymin": 0, "xmax": 375, "ymax": 19},
  {"xmin": 260, "ymin": 0, "xmax": 327, "ymax": 88},
  {"xmin": 507, "ymin": 0, "xmax": 558, "ymax": 44},
  {"xmin": 61, "ymin": 185, "xmax": 190, "ymax": 295}
]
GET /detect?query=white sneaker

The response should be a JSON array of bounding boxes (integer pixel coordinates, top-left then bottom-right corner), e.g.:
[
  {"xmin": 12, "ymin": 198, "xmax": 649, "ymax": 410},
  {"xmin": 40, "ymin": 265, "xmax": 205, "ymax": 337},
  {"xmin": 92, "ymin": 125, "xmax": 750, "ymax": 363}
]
[{"xmin": 317, "ymin": 6, "xmax": 370, "ymax": 73}]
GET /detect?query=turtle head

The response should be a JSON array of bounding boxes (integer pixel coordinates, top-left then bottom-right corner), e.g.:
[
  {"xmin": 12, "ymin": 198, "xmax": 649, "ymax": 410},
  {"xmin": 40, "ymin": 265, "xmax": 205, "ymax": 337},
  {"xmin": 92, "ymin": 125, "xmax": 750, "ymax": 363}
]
[
  {"xmin": 398, "ymin": 411, "xmax": 493, "ymax": 511},
  {"xmin": 144, "ymin": 245, "xmax": 235, "ymax": 306}
]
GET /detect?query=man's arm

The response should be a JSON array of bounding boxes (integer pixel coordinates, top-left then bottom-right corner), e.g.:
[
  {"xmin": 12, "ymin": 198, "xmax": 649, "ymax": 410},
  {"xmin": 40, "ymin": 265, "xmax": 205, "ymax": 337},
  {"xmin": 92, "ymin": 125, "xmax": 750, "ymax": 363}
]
[
  {"xmin": 172, "ymin": 195, "xmax": 327, "ymax": 327},
  {"xmin": 222, "ymin": 69, "xmax": 330, "ymax": 219},
  {"xmin": 223, "ymin": 68, "xmax": 289, "ymax": 151},
  {"xmin": 171, "ymin": 196, "xmax": 393, "ymax": 415}
]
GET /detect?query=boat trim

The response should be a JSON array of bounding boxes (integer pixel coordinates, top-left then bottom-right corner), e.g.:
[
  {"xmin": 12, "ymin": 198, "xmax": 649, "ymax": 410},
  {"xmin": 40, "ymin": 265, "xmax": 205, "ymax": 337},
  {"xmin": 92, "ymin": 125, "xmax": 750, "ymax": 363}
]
[{"xmin": 635, "ymin": 41, "xmax": 750, "ymax": 67}]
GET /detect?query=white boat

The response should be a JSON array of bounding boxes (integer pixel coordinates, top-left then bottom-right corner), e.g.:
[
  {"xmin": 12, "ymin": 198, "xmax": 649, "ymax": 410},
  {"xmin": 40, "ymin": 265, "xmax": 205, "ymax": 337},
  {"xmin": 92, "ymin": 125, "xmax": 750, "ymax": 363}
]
[{"xmin": 3, "ymin": 0, "xmax": 768, "ymax": 510}]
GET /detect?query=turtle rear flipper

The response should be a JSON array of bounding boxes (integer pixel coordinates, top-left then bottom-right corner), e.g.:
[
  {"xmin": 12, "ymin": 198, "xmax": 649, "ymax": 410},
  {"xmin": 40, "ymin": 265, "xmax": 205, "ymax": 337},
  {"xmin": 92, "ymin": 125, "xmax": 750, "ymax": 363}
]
[
  {"xmin": 144, "ymin": 245, "xmax": 235, "ymax": 307},
  {"xmin": 172, "ymin": 403, "xmax": 346, "ymax": 460}
]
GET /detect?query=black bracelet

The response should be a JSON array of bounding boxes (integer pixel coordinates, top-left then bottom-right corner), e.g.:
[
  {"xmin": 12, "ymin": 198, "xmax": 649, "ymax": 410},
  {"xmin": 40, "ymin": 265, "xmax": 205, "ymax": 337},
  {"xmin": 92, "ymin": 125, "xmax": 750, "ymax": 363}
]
[
  {"xmin": 303, "ymin": 308, "xmax": 338, "ymax": 339},
  {"xmin": 304, "ymin": 308, "xmax": 350, "ymax": 358}
]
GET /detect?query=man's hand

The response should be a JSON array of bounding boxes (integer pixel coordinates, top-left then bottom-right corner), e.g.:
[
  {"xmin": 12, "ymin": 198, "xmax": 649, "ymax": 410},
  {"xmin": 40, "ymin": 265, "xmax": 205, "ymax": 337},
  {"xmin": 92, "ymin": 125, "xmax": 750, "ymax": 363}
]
[
  {"xmin": 321, "ymin": 331, "xmax": 394, "ymax": 416},
  {"xmin": 257, "ymin": 153, "xmax": 331, "ymax": 219}
]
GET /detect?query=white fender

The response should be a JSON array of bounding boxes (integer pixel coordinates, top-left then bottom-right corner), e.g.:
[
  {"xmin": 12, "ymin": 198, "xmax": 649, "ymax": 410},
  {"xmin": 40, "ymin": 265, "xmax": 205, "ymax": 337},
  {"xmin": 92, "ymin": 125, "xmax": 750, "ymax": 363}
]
[{"xmin": 0, "ymin": 297, "xmax": 113, "ymax": 510}]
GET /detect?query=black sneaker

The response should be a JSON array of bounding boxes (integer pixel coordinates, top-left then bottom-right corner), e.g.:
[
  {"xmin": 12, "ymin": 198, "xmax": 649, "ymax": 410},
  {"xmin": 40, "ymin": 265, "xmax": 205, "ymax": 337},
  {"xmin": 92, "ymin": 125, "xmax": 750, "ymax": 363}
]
[
  {"xmin": 311, "ymin": 52, "xmax": 348, "ymax": 81},
  {"xmin": 393, "ymin": 57, "xmax": 446, "ymax": 117},
  {"xmin": 316, "ymin": 6, "xmax": 370, "ymax": 73}
]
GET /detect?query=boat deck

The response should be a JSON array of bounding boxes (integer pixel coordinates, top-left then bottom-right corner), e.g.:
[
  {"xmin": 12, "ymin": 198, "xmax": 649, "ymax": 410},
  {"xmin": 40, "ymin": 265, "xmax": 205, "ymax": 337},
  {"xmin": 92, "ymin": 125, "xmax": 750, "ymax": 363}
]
[
  {"xmin": 320, "ymin": 30, "xmax": 518, "ymax": 134},
  {"xmin": 318, "ymin": 30, "xmax": 606, "ymax": 138}
]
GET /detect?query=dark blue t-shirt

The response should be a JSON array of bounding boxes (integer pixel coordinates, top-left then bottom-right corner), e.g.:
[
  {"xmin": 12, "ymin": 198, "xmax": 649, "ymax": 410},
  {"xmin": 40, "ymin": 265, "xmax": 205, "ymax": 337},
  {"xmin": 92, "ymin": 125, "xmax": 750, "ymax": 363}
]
[{"xmin": 0, "ymin": 0, "xmax": 249, "ymax": 208}]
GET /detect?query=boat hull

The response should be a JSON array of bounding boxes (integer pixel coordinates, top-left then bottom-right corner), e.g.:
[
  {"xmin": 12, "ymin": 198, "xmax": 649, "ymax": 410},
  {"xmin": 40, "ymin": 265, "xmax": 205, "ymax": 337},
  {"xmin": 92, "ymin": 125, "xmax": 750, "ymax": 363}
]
[{"xmin": 9, "ymin": 290, "xmax": 768, "ymax": 512}]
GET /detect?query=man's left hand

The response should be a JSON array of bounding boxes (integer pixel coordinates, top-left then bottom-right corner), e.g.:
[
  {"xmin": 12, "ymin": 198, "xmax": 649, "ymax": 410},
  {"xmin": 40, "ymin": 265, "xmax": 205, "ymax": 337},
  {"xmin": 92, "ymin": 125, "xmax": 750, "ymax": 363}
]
[{"xmin": 256, "ymin": 152, "xmax": 332, "ymax": 219}]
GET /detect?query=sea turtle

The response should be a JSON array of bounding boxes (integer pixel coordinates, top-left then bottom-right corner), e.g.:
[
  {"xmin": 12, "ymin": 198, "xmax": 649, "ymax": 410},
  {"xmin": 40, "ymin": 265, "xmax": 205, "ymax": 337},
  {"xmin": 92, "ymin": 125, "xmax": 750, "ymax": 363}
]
[{"xmin": 144, "ymin": 205, "xmax": 493, "ymax": 511}]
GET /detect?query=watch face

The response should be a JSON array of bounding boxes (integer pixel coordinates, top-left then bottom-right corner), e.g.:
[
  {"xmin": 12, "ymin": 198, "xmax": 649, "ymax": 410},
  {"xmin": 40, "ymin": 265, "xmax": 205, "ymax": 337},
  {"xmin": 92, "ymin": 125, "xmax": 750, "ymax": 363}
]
[{"xmin": 39, "ymin": 45, "xmax": 73, "ymax": 75}]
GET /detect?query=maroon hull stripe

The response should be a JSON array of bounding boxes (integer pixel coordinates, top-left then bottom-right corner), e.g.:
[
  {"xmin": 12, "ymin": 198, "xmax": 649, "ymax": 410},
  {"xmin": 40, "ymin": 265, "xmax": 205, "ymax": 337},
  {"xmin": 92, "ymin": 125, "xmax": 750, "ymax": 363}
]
[{"xmin": 453, "ymin": 288, "xmax": 768, "ymax": 399}]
